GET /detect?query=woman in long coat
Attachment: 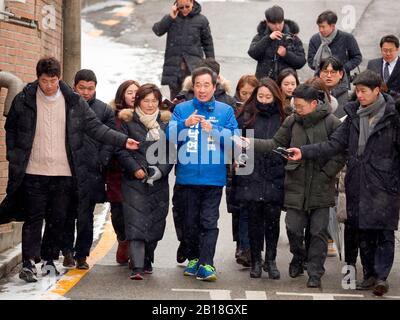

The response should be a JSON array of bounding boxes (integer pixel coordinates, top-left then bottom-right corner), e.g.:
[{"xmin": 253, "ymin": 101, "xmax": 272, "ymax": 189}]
[{"xmin": 117, "ymin": 84, "xmax": 173, "ymax": 280}]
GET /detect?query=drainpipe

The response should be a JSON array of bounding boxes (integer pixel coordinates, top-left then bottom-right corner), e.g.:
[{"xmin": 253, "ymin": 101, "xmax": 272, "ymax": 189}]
[
  {"xmin": 0, "ymin": 71, "xmax": 24, "ymax": 117},
  {"xmin": 63, "ymin": 0, "xmax": 81, "ymax": 86}
]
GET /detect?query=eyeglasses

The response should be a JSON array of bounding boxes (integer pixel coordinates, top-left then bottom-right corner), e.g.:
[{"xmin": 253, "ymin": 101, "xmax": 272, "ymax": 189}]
[
  {"xmin": 178, "ymin": 5, "xmax": 191, "ymax": 10},
  {"xmin": 381, "ymin": 48, "xmax": 397, "ymax": 54},
  {"xmin": 321, "ymin": 70, "xmax": 339, "ymax": 76}
]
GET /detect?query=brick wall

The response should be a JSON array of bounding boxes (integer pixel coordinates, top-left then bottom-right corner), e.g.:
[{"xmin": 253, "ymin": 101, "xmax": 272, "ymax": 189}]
[{"xmin": 0, "ymin": 0, "xmax": 64, "ymax": 200}]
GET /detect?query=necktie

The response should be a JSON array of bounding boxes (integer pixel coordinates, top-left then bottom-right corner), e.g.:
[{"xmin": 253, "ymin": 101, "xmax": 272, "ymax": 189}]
[{"xmin": 383, "ymin": 62, "xmax": 390, "ymax": 83}]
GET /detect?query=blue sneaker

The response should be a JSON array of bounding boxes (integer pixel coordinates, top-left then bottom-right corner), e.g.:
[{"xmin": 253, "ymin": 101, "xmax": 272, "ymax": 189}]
[
  {"xmin": 196, "ymin": 264, "xmax": 217, "ymax": 282},
  {"xmin": 184, "ymin": 258, "xmax": 199, "ymax": 276}
]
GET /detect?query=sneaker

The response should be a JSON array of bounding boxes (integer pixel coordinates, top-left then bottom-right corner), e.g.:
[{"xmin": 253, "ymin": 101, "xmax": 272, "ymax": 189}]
[
  {"xmin": 116, "ymin": 240, "xmax": 129, "ymax": 264},
  {"xmin": 41, "ymin": 260, "xmax": 60, "ymax": 276},
  {"xmin": 19, "ymin": 260, "xmax": 38, "ymax": 283},
  {"xmin": 76, "ymin": 257, "xmax": 89, "ymax": 270},
  {"xmin": 196, "ymin": 264, "xmax": 217, "ymax": 282},
  {"xmin": 184, "ymin": 259, "xmax": 199, "ymax": 276},
  {"xmin": 327, "ymin": 239, "xmax": 337, "ymax": 257},
  {"xmin": 176, "ymin": 242, "xmax": 187, "ymax": 264},
  {"xmin": 130, "ymin": 268, "xmax": 144, "ymax": 280},
  {"xmin": 63, "ymin": 252, "xmax": 75, "ymax": 269}
]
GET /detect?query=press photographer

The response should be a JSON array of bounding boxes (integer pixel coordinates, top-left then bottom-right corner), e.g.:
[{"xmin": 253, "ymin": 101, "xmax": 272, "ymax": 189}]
[{"xmin": 248, "ymin": 5, "xmax": 306, "ymax": 80}]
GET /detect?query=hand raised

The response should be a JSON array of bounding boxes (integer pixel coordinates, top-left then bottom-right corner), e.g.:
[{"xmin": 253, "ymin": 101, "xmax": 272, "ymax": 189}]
[
  {"xmin": 170, "ymin": 4, "xmax": 179, "ymax": 19},
  {"xmin": 185, "ymin": 110, "xmax": 204, "ymax": 127}
]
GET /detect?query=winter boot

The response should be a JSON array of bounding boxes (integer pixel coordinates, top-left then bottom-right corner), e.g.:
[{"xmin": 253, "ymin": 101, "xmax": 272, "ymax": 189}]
[
  {"xmin": 250, "ymin": 260, "xmax": 262, "ymax": 278},
  {"xmin": 116, "ymin": 240, "xmax": 129, "ymax": 264},
  {"xmin": 264, "ymin": 260, "xmax": 281, "ymax": 280},
  {"xmin": 289, "ymin": 257, "xmax": 304, "ymax": 278},
  {"xmin": 236, "ymin": 249, "xmax": 251, "ymax": 268}
]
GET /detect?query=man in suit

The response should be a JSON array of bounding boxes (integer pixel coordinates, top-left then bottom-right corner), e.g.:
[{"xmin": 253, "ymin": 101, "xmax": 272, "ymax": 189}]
[{"xmin": 367, "ymin": 35, "xmax": 400, "ymax": 98}]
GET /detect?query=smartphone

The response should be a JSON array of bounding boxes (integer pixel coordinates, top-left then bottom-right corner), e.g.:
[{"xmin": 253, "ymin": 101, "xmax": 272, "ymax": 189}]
[
  {"xmin": 175, "ymin": 93, "xmax": 186, "ymax": 101},
  {"xmin": 273, "ymin": 147, "xmax": 294, "ymax": 158},
  {"xmin": 162, "ymin": 98, "xmax": 175, "ymax": 109}
]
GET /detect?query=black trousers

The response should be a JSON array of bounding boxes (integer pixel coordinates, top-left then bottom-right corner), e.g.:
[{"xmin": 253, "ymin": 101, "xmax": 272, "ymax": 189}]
[
  {"xmin": 285, "ymin": 207, "xmax": 330, "ymax": 278},
  {"xmin": 22, "ymin": 174, "xmax": 73, "ymax": 262},
  {"xmin": 183, "ymin": 185, "xmax": 223, "ymax": 266},
  {"xmin": 110, "ymin": 202, "xmax": 125, "ymax": 241},
  {"xmin": 246, "ymin": 202, "xmax": 281, "ymax": 262},
  {"xmin": 59, "ymin": 188, "xmax": 96, "ymax": 259},
  {"xmin": 172, "ymin": 184, "xmax": 186, "ymax": 243},
  {"xmin": 344, "ymin": 222, "xmax": 359, "ymax": 265},
  {"xmin": 359, "ymin": 229, "xmax": 395, "ymax": 281}
]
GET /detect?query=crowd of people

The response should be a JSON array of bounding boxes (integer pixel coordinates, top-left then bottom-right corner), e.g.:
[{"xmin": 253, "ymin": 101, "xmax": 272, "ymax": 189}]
[{"xmin": 0, "ymin": 0, "xmax": 399, "ymax": 298}]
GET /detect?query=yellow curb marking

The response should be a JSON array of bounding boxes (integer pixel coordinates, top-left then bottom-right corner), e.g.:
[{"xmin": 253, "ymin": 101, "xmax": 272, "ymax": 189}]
[
  {"xmin": 48, "ymin": 220, "xmax": 116, "ymax": 297},
  {"xmin": 88, "ymin": 29, "xmax": 104, "ymax": 37},
  {"xmin": 114, "ymin": 7, "xmax": 134, "ymax": 17},
  {"xmin": 99, "ymin": 19, "xmax": 120, "ymax": 26}
]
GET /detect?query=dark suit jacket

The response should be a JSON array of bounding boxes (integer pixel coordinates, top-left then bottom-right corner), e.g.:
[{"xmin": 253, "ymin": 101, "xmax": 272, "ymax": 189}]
[{"xmin": 367, "ymin": 57, "xmax": 400, "ymax": 96}]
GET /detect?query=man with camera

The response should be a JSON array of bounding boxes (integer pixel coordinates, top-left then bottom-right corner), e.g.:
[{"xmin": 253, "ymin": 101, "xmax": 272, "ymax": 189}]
[{"xmin": 248, "ymin": 5, "xmax": 306, "ymax": 80}]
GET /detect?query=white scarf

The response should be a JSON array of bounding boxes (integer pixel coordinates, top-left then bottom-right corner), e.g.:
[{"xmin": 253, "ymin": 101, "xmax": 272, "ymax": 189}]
[{"xmin": 135, "ymin": 107, "xmax": 161, "ymax": 141}]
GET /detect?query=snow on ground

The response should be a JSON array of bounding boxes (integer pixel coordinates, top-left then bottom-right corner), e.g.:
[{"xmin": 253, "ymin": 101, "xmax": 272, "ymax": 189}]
[
  {"xmin": 0, "ymin": 204, "xmax": 110, "ymax": 300},
  {"xmin": 82, "ymin": 20, "xmax": 163, "ymax": 103}
]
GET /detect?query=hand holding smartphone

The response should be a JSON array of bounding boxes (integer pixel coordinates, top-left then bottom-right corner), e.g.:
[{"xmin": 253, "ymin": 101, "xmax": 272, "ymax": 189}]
[{"xmin": 272, "ymin": 147, "xmax": 294, "ymax": 158}]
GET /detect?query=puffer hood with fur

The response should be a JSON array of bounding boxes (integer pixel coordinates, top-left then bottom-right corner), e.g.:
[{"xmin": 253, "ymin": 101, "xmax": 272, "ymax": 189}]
[{"xmin": 118, "ymin": 108, "xmax": 172, "ymax": 123}]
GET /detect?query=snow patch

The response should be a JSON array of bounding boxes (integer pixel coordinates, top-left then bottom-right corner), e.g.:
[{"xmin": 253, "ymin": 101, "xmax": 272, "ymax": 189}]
[
  {"xmin": 82, "ymin": 1, "xmax": 132, "ymax": 14},
  {"xmin": 82, "ymin": 20, "xmax": 163, "ymax": 103}
]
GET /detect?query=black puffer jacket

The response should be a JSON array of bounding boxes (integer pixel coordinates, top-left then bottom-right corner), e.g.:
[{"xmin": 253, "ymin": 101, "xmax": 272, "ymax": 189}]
[
  {"xmin": 248, "ymin": 19, "xmax": 306, "ymax": 80},
  {"xmin": 85, "ymin": 96, "xmax": 115, "ymax": 203},
  {"xmin": 117, "ymin": 109, "xmax": 174, "ymax": 242},
  {"xmin": 152, "ymin": 1, "xmax": 214, "ymax": 86},
  {"xmin": 0, "ymin": 81, "xmax": 128, "ymax": 223},
  {"xmin": 234, "ymin": 104, "xmax": 285, "ymax": 204},
  {"xmin": 301, "ymin": 94, "xmax": 400, "ymax": 230}
]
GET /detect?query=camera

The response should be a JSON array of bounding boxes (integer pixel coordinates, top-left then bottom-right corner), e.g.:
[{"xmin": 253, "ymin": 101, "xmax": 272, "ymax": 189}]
[{"xmin": 280, "ymin": 33, "xmax": 294, "ymax": 47}]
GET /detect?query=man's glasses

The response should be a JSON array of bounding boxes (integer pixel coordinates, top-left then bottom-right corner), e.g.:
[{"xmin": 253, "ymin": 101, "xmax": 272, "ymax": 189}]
[
  {"xmin": 321, "ymin": 70, "xmax": 339, "ymax": 76},
  {"xmin": 178, "ymin": 5, "xmax": 191, "ymax": 10}
]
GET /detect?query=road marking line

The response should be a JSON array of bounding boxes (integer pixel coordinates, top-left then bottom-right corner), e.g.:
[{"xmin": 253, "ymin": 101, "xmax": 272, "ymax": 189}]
[
  {"xmin": 245, "ymin": 291, "xmax": 268, "ymax": 300},
  {"xmin": 47, "ymin": 217, "xmax": 116, "ymax": 297},
  {"xmin": 276, "ymin": 292, "xmax": 364, "ymax": 300},
  {"xmin": 172, "ymin": 289, "xmax": 232, "ymax": 300}
]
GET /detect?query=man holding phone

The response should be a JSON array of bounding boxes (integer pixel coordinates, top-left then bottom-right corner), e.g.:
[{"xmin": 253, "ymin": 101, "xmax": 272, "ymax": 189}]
[
  {"xmin": 152, "ymin": 0, "xmax": 215, "ymax": 99},
  {"xmin": 240, "ymin": 84, "xmax": 345, "ymax": 288}
]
